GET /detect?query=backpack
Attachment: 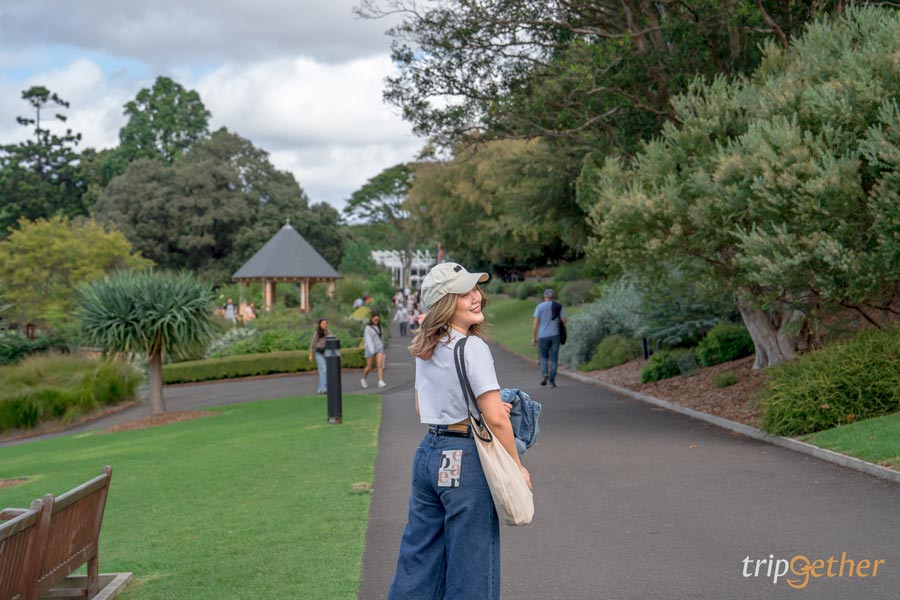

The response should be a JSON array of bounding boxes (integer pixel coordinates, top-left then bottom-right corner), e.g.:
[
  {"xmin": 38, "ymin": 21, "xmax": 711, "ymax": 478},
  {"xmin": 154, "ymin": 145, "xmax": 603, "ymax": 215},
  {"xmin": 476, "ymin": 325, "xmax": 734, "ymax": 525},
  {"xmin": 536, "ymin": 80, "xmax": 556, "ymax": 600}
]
[{"xmin": 551, "ymin": 300, "xmax": 567, "ymax": 345}]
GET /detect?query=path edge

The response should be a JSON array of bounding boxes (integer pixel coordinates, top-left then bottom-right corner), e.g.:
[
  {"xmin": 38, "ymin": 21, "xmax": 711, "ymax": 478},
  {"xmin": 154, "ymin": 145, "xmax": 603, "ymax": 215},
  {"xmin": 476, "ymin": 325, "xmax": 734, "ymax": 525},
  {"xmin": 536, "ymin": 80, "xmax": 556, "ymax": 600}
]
[
  {"xmin": 490, "ymin": 338, "xmax": 900, "ymax": 485},
  {"xmin": 563, "ymin": 368, "xmax": 900, "ymax": 485}
]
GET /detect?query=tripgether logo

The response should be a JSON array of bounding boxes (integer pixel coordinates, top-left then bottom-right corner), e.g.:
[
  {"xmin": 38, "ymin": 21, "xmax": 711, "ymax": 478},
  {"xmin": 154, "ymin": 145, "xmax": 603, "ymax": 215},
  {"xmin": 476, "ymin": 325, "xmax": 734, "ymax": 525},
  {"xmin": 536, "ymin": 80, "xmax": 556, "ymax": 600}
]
[{"xmin": 742, "ymin": 553, "xmax": 886, "ymax": 590}]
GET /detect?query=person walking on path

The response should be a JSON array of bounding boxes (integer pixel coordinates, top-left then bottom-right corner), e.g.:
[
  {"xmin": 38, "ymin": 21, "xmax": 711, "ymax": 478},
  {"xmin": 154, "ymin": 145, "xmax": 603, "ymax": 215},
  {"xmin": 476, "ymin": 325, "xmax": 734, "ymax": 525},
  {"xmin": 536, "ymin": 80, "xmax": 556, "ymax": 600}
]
[
  {"xmin": 532, "ymin": 288, "xmax": 566, "ymax": 388},
  {"xmin": 361, "ymin": 314, "xmax": 387, "ymax": 388},
  {"xmin": 308, "ymin": 318, "xmax": 331, "ymax": 394},
  {"xmin": 394, "ymin": 304, "xmax": 408, "ymax": 337},
  {"xmin": 386, "ymin": 262, "xmax": 531, "ymax": 600},
  {"xmin": 224, "ymin": 298, "xmax": 237, "ymax": 326}
]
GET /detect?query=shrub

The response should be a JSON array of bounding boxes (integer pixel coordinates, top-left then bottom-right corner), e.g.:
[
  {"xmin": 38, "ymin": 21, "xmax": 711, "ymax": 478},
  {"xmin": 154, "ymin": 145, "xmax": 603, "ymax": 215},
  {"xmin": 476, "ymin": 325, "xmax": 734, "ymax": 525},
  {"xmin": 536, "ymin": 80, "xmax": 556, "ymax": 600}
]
[
  {"xmin": 581, "ymin": 335, "xmax": 641, "ymax": 371},
  {"xmin": 762, "ymin": 327, "xmax": 900, "ymax": 436},
  {"xmin": 559, "ymin": 279, "xmax": 598, "ymax": 306},
  {"xmin": 163, "ymin": 348, "xmax": 367, "ymax": 384},
  {"xmin": 639, "ymin": 349, "xmax": 696, "ymax": 383},
  {"xmin": 516, "ymin": 282, "xmax": 534, "ymax": 300},
  {"xmin": 713, "ymin": 372, "xmax": 738, "ymax": 388},
  {"xmin": 204, "ymin": 327, "xmax": 258, "ymax": 358},
  {"xmin": 559, "ymin": 278, "xmax": 644, "ymax": 368},
  {"xmin": 553, "ymin": 261, "xmax": 589, "ymax": 282},
  {"xmin": 334, "ymin": 275, "xmax": 368, "ymax": 307},
  {"xmin": 0, "ymin": 331, "xmax": 68, "ymax": 366},
  {"xmin": 485, "ymin": 278, "xmax": 506, "ymax": 296},
  {"xmin": 0, "ymin": 355, "xmax": 140, "ymax": 432},
  {"xmin": 696, "ymin": 322, "xmax": 755, "ymax": 366}
]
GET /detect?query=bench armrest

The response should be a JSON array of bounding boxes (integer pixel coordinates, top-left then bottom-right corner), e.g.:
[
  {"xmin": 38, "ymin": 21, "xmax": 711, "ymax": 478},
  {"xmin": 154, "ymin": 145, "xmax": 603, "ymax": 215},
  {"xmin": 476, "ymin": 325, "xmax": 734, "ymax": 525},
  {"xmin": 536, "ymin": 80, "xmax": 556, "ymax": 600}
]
[{"xmin": 0, "ymin": 507, "xmax": 29, "ymax": 520}]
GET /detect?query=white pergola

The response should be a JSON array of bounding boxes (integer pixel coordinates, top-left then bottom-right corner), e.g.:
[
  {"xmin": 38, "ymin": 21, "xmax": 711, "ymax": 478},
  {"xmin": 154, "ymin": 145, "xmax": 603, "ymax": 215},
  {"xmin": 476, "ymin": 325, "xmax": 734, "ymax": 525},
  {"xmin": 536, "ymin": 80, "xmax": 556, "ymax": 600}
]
[{"xmin": 370, "ymin": 249, "xmax": 435, "ymax": 288}]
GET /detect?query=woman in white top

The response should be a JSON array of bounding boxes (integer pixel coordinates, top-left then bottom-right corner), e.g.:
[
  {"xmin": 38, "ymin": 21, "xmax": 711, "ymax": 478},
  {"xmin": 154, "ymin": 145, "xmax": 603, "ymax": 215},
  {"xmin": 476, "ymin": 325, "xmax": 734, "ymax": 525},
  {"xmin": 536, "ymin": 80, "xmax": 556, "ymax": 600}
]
[
  {"xmin": 386, "ymin": 263, "xmax": 531, "ymax": 600},
  {"xmin": 361, "ymin": 313, "xmax": 386, "ymax": 388}
]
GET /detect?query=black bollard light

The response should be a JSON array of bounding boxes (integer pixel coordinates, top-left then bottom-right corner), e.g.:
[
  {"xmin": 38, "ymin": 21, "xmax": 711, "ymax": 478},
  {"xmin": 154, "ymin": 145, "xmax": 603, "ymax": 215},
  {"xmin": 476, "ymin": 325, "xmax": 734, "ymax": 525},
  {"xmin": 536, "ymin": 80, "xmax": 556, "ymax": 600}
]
[
  {"xmin": 641, "ymin": 337, "xmax": 652, "ymax": 360},
  {"xmin": 325, "ymin": 336, "xmax": 342, "ymax": 424}
]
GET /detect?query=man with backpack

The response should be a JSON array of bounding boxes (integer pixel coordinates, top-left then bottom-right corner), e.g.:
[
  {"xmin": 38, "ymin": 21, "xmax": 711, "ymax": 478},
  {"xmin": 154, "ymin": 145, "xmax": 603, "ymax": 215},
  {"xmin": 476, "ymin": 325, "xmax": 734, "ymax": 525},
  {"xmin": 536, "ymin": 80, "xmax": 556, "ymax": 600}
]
[{"xmin": 531, "ymin": 288, "xmax": 567, "ymax": 388}]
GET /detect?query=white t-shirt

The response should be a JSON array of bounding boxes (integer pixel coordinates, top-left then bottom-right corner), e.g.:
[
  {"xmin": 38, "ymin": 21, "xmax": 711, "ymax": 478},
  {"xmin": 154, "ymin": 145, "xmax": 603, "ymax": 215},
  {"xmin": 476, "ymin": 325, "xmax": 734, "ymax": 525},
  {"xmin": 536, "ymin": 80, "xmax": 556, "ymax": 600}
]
[{"xmin": 416, "ymin": 329, "xmax": 500, "ymax": 424}]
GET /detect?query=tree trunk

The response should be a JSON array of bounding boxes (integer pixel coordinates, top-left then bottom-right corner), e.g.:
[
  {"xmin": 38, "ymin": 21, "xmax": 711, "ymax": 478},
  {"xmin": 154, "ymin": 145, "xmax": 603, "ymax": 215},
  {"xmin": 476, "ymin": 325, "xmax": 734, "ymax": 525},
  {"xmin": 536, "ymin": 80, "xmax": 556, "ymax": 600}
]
[
  {"xmin": 148, "ymin": 350, "xmax": 167, "ymax": 415},
  {"xmin": 738, "ymin": 303, "xmax": 799, "ymax": 369}
]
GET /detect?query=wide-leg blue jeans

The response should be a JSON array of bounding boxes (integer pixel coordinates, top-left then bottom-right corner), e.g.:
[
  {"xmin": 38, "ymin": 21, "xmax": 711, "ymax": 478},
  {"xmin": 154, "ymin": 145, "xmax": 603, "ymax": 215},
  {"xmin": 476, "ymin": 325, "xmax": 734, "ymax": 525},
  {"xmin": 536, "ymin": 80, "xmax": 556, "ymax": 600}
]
[
  {"xmin": 314, "ymin": 351, "xmax": 327, "ymax": 394},
  {"xmin": 387, "ymin": 431, "xmax": 500, "ymax": 600},
  {"xmin": 538, "ymin": 334, "xmax": 561, "ymax": 385}
]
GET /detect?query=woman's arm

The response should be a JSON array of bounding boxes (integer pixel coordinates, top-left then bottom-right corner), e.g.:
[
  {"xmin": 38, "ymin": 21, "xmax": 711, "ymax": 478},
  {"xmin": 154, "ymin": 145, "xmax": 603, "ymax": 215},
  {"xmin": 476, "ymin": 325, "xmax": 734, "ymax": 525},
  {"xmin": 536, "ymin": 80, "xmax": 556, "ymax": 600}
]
[{"xmin": 476, "ymin": 389, "xmax": 532, "ymax": 489}]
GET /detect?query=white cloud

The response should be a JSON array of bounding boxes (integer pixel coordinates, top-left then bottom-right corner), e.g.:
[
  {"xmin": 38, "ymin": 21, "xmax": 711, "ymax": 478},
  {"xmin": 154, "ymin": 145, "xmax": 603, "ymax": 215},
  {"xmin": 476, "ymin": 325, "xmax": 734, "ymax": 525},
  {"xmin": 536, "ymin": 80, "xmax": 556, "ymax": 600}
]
[
  {"xmin": 197, "ymin": 55, "xmax": 412, "ymax": 148},
  {"xmin": 0, "ymin": 0, "xmax": 397, "ymax": 66},
  {"xmin": 0, "ymin": 59, "xmax": 134, "ymax": 149},
  {"xmin": 0, "ymin": 0, "xmax": 420, "ymax": 211}
]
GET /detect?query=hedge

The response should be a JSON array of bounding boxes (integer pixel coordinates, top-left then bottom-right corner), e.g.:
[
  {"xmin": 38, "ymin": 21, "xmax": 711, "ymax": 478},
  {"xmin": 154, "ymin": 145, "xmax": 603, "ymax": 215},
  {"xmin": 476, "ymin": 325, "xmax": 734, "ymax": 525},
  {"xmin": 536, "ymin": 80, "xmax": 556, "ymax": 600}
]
[{"xmin": 163, "ymin": 347, "xmax": 367, "ymax": 384}]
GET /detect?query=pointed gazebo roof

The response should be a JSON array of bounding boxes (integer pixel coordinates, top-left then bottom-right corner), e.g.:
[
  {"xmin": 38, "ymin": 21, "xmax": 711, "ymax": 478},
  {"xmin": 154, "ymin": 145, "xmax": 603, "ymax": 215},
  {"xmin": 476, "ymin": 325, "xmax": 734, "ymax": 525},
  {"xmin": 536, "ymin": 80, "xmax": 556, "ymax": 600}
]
[
  {"xmin": 232, "ymin": 221, "xmax": 340, "ymax": 313},
  {"xmin": 232, "ymin": 221, "xmax": 340, "ymax": 281}
]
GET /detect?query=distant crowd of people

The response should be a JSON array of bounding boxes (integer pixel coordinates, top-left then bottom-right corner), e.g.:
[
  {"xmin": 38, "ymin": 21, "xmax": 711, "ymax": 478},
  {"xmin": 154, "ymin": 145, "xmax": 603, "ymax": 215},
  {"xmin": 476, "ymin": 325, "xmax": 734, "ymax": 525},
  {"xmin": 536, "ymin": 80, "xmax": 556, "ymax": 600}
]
[{"xmin": 222, "ymin": 298, "xmax": 255, "ymax": 326}]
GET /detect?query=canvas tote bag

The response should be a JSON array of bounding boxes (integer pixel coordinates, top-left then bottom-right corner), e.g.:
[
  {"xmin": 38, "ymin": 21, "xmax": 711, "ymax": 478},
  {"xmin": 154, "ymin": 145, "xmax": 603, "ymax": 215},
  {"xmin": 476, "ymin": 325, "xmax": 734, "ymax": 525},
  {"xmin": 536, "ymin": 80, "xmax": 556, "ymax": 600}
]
[{"xmin": 454, "ymin": 337, "xmax": 534, "ymax": 526}]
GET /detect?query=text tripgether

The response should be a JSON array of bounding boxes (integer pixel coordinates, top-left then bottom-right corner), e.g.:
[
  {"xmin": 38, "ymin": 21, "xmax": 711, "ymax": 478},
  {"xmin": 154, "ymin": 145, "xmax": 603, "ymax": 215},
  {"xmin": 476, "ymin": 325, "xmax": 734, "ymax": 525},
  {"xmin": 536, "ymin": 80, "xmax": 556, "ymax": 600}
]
[{"xmin": 742, "ymin": 553, "xmax": 885, "ymax": 590}]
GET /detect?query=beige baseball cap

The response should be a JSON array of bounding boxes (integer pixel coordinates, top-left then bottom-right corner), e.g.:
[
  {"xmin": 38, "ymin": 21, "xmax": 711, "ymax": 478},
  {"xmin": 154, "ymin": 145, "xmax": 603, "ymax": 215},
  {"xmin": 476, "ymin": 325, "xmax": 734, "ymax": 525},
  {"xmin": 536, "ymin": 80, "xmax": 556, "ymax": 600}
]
[{"xmin": 421, "ymin": 262, "xmax": 489, "ymax": 308}]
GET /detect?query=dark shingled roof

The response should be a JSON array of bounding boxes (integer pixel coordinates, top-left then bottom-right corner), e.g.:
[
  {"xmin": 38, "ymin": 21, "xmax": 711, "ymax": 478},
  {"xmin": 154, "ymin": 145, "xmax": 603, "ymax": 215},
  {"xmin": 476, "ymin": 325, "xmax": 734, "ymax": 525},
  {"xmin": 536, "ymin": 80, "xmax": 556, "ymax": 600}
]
[{"xmin": 232, "ymin": 223, "xmax": 340, "ymax": 280}]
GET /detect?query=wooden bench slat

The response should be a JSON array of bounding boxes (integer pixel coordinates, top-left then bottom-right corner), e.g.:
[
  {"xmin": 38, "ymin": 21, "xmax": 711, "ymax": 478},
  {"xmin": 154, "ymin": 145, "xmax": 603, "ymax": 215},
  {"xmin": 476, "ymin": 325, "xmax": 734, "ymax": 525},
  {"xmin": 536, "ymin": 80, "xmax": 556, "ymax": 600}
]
[{"xmin": 0, "ymin": 467, "xmax": 118, "ymax": 600}]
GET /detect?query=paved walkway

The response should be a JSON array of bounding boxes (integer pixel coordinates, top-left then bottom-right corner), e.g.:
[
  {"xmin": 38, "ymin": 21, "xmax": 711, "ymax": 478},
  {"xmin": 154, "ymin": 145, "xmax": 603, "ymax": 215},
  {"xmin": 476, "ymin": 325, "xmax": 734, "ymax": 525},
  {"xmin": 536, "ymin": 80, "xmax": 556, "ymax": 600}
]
[
  {"xmin": 358, "ymin": 328, "xmax": 900, "ymax": 599},
  {"xmin": 4, "ymin": 325, "xmax": 900, "ymax": 598}
]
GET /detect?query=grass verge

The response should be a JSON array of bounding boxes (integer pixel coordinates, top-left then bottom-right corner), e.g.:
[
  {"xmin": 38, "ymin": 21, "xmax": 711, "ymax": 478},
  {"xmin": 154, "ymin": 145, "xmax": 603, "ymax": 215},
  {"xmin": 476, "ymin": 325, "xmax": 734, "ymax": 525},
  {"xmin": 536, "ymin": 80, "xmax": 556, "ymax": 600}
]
[
  {"xmin": 0, "ymin": 394, "xmax": 381, "ymax": 600},
  {"xmin": 486, "ymin": 296, "xmax": 582, "ymax": 359},
  {"xmin": 803, "ymin": 412, "xmax": 900, "ymax": 470}
]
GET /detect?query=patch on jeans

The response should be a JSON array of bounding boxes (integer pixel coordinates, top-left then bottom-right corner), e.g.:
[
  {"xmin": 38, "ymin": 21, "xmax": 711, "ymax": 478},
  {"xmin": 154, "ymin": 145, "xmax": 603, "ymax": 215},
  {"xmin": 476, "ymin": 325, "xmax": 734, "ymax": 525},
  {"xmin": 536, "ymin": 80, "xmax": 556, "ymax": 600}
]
[{"xmin": 438, "ymin": 450, "xmax": 463, "ymax": 487}]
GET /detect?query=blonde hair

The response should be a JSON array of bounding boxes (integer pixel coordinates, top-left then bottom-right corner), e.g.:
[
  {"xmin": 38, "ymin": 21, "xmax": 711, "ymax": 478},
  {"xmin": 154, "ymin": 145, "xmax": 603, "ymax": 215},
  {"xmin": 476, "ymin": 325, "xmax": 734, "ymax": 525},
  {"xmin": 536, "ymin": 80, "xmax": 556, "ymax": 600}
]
[{"xmin": 408, "ymin": 286, "xmax": 489, "ymax": 360}]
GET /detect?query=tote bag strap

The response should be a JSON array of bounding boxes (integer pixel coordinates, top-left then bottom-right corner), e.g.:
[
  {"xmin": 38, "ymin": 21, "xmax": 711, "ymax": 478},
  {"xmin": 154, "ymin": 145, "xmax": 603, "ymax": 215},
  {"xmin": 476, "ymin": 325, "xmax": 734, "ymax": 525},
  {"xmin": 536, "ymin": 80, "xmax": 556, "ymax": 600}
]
[{"xmin": 453, "ymin": 337, "xmax": 493, "ymax": 443}]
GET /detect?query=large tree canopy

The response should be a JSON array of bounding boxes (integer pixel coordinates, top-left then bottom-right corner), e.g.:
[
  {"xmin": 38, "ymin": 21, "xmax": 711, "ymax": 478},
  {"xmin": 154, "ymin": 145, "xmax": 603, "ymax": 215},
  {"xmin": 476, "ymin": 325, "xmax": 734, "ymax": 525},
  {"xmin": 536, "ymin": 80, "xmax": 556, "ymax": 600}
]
[
  {"xmin": 407, "ymin": 138, "xmax": 586, "ymax": 266},
  {"xmin": 580, "ymin": 6, "xmax": 900, "ymax": 367},
  {"xmin": 0, "ymin": 86, "xmax": 86, "ymax": 236},
  {"xmin": 0, "ymin": 216, "xmax": 151, "ymax": 327},
  {"xmin": 118, "ymin": 75, "xmax": 211, "ymax": 164},
  {"xmin": 345, "ymin": 163, "xmax": 421, "ymax": 286},
  {"xmin": 358, "ymin": 0, "xmax": 853, "ymax": 150},
  {"xmin": 93, "ymin": 128, "xmax": 343, "ymax": 282}
]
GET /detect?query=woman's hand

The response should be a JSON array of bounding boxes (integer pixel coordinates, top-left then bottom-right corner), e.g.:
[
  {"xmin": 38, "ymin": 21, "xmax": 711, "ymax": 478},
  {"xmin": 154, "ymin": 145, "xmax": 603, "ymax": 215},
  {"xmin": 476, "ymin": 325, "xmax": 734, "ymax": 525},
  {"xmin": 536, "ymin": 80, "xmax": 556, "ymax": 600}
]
[
  {"xmin": 308, "ymin": 352, "xmax": 314, "ymax": 362},
  {"xmin": 519, "ymin": 464, "xmax": 532, "ymax": 490},
  {"xmin": 501, "ymin": 402, "xmax": 512, "ymax": 417}
]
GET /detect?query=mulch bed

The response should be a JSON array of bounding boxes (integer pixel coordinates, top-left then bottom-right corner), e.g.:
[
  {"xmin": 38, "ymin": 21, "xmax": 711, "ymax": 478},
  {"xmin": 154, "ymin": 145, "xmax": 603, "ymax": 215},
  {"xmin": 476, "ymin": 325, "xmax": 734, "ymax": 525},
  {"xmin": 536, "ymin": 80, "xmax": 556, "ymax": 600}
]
[
  {"xmin": 101, "ymin": 410, "xmax": 220, "ymax": 434},
  {"xmin": 584, "ymin": 355, "xmax": 768, "ymax": 428},
  {"xmin": 0, "ymin": 478, "xmax": 29, "ymax": 490}
]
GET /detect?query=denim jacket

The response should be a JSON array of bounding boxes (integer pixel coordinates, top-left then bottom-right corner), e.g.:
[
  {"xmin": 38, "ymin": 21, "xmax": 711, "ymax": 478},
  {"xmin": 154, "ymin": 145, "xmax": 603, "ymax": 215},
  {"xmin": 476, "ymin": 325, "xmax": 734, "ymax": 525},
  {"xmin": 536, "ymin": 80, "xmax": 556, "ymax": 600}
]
[{"xmin": 501, "ymin": 388, "xmax": 542, "ymax": 456}]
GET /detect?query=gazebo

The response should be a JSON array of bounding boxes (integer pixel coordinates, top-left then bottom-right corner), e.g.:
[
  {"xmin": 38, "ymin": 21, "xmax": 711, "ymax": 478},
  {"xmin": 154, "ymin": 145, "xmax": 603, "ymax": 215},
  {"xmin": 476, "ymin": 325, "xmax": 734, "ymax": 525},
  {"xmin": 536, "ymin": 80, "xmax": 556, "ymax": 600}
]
[{"xmin": 232, "ymin": 221, "xmax": 341, "ymax": 313}]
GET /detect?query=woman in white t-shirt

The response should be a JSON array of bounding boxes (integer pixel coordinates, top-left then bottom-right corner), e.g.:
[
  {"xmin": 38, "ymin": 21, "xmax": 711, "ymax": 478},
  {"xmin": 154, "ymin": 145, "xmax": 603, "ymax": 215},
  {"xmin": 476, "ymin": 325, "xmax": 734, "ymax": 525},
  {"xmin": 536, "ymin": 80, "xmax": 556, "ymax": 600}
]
[
  {"xmin": 361, "ymin": 314, "xmax": 386, "ymax": 388},
  {"xmin": 386, "ymin": 263, "xmax": 531, "ymax": 600}
]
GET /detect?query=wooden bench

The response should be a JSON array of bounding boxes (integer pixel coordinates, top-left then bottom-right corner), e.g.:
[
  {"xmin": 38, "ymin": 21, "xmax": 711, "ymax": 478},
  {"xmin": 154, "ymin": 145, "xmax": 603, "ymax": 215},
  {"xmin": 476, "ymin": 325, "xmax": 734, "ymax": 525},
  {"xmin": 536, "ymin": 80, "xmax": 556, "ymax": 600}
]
[{"xmin": 0, "ymin": 466, "xmax": 131, "ymax": 600}]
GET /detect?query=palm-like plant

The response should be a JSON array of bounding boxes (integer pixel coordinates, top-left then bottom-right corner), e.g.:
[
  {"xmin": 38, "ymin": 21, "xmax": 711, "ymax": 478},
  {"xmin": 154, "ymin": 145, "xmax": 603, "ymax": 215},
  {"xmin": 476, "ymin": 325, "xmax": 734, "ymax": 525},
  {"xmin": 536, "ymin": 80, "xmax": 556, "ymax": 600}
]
[{"xmin": 78, "ymin": 270, "xmax": 216, "ymax": 414}]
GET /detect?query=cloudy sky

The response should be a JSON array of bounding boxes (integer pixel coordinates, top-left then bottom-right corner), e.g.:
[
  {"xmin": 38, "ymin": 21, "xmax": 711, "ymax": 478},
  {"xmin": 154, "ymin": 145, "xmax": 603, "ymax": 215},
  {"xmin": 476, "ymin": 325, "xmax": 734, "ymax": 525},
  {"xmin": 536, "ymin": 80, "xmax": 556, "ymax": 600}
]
[{"xmin": 0, "ymin": 0, "xmax": 421, "ymax": 211}]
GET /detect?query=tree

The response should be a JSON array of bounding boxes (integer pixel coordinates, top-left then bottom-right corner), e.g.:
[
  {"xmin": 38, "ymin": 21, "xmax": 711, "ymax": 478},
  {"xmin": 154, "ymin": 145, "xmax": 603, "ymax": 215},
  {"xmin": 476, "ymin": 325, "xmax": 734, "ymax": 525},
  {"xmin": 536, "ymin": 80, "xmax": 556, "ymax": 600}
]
[
  {"xmin": 345, "ymin": 163, "xmax": 420, "ymax": 286},
  {"xmin": 0, "ymin": 216, "xmax": 152, "ymax": 327},
  {"xmin": 0, "ymin": 86, "xmax": 86, "ymax": 236},
  {"xmin": 118, "ymin": 76, "xmax": 211, "ymax": 164},
  {"xmin": 358, "ymin": 0, "xmax": 847, "ymax": 149},
  {"xmin": 340, "ymin": 238, "xmax": 377, "ymax": 275},
  {"xmin": 579, "ymin": 6, "xmax": 900, "ymax": 368},
  {"xmin": 94, "ymin": 129, "xmax": 342, "ymax": 282},
  {"xmin": 79, "ymin": 270, "xmax": 216, "ymax": 415},
  {"xmin": 407, "ymin": 138, "xmax": 587, "ymax": 266}
]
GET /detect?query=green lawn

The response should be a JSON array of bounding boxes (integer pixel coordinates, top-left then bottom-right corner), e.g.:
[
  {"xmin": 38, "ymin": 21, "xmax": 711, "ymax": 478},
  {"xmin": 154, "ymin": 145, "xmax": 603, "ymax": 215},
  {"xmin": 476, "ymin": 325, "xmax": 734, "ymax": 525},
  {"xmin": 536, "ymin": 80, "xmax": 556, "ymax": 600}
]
[
  {"xmin": 803, "ymin": 412, "xmax": 900, "ymax": 470},
  {"xmin": 0, "ymin": 394, "xmax": 381, "ymax": 600},
  {"xmin": 486, "ymin": 295, "xmax": 582, "ymax": 359}
]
